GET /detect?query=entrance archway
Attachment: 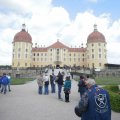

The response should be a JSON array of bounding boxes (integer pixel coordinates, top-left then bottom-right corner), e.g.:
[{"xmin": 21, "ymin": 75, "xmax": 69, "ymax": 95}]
[{"xmin": 56, "ymin": 64, "xmax": 60, "ymax": 68}]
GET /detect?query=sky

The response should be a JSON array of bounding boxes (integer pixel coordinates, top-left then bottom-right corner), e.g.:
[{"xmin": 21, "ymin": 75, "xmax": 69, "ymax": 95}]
[{"xmin": 0, "ymin": 0, "xmax": 120, "ymax": 65}]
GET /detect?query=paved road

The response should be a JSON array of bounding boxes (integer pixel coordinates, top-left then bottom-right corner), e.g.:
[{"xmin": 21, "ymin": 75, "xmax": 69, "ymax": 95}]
[{"xmin": 0, "ymin": 70, "xmax": 120, "ymax": 120}]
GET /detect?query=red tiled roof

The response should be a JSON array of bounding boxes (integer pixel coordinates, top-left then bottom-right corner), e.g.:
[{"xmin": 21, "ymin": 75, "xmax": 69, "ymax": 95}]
[
  {"xmin": 68, "ymin": 48, "xmax": 87, "ymax": 52},
  {"xmin": 32, "ymin": 41, "xmax": 86, "ymax": 52},
  {"xmin": 32, "ymin": 47, "xmax": 48, "ymax": 52},
  {"xmin": 87, "ymin": 31, "xmax": 106, "ymax": 43},
  {"xmin": 48, "ymin": 40, "xmax": 69, "ymax": 48},
  {"xmin": 13, "ymin": 30, "xmax": 32, "ymax": 43}
]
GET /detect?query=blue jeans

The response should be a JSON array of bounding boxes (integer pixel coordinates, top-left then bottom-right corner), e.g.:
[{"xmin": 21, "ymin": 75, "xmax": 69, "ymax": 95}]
[
  {"xmin": 44, "ymin": 85, "xmax": 49, "ymax": 95},
  {"xmin": 51, "ymin": 83, "xmax": 55, "ymax": 93},
  {"xmin": 1, "ymin": 84, "xmax": 7, "ymax": 94},
  {"xmin": 38, "ymin": 86, "xmax": 43, "ymax": 94},
  {"xmin": 58, "ymin": 84, "xmax": 62, "ymax": 99}
]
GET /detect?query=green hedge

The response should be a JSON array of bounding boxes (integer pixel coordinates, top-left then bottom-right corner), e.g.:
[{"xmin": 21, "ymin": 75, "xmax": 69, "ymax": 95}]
[
  {"xmin": 104, "ymin": 85, "xmax": 120, "ymax": 112},
  {"xmin": 11, "ymin": 78, "xmax": 34, "ymax": 85}
]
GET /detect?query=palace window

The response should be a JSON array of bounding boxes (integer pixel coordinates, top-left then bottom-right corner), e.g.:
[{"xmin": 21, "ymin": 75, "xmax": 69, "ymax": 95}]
[
  {"xmin": 37, "ymin": 58, "xmax": 39, "ymax": 61},
  {"xmin": 18, "ymin": 53, "xmax": 20, "ymax": 58},
  {"xmin": 99, "ymin": 48, "xmax": 101, "ymax": 52},
  {"xmin": 82, "ymin": 58, "xmax": 84, "ymax": 61},
  {"xmin": 33, "ymin": 58, "xmax": 35, "ymax": 61},
  {"xmin": 26, "ymin": 49, "xmax": 28, "ymax": 52},
  {"xmin": 99, "ymin": 54, "xmax": 101, "ymax": 58},
  {"xmin": 25, "ymin": 63, "xmax": 27, "ymax": 66},
  {"xmin": 37, "ymin": 53, "xmax": 39, "ymax": 56},
  {"xmin": 25, "ymin": 54, "xmax": 27, "ymax": 58},
  {"xmin": 18, "ymin": 48, "xmax": 21, "ymax": 52}
]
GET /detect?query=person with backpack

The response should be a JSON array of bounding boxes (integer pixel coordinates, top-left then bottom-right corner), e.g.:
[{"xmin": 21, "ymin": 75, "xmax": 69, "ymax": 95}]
[
  {"xmin": 56, "ymin": 71, "xmax": 64, "ymax": 100},
  {"xmin": 43, "ymin": 73, "xmax": 49, "ymax": 95},
  {"xmin": 64, "ymin": 76, "xmax": 71, "ymax": 102},
  {"xmin": 51, "ymin": 73, "xmax": 56, "ymax": 93},
  {"xmin": 37, "ymin": 73, "xmax": 44, "ymax": 94},
  {"xmin": 75, "ymin": 78, "xmax": 111, "ymax": 120}
]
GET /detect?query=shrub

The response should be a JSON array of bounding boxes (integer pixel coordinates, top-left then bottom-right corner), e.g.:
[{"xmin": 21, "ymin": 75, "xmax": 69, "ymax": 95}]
[{"xmin": 104, "ymin": 85, "xmax": 120, "ymax": 112}]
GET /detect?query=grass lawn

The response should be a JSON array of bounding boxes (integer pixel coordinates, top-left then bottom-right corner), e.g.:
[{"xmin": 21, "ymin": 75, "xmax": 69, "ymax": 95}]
[
  {"xmin": 74, "ymin": 76, "xmax": 120, "ymax": 85},
  {"xmin": 95, "ymin": 76, "xmax": 120, "ymax": 85},
  {"xmin": 11, "ymin": 78, "xmax": 34, "ymax": 85}
]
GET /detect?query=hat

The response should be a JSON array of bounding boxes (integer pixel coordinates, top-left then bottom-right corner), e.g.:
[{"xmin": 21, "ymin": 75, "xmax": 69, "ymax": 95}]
[{"xmin": 85, "ymin": 78, "xmax": 95, "ymax": 85}]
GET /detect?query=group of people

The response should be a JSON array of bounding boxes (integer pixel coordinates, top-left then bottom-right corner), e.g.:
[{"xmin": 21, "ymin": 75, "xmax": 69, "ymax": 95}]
[
  {"xmin": 75, "ymin": 75, "xmax": 111, "ymax": 120},
  {"xmin": 36, "ymin": 71, "xmax": 72, "ymax": 102},
  {"xmin": 0, "ymin": 73, "xmax": 11, "ymax": 94},
  {"xmin": 0, "ymin": 70, "xmax": 111, "ymax": 119}
]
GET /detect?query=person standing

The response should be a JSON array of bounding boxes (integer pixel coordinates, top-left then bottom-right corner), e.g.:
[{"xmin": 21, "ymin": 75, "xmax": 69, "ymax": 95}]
[
  {"xmin": 78, "ymin": 76, "xmax": 87, "ymax": 98},
  {"xmin": 7, "ymin": 73, "xmax": 11, "ymax": 92},
  {"xmin": 56, "ymin": 71, "xmax": 64, "ymax": 100},
  {"xmin": 44, "ymin": 73, "xmax": 49, "ymax": 95},
  {"xmin": 0, "ymin": 76, "xmax": 2, "ymax": 89},
  {"xmin": 50, "ymin": 73, "xmax": 56, "ymax": 93},
  {"xmin": 1, "ymin": 73, "xmax": 9, "ymax": 94},
  {"xmin": 37, "ymin": 73, "xmax": 44, "ymax": 94},
  {"xmin": 64, "ymin": 76, "xmax": 71, "ymax": 102},
  {"xmin": 75, "ymin": 78, "xmax": 111, "ymax": 120}
]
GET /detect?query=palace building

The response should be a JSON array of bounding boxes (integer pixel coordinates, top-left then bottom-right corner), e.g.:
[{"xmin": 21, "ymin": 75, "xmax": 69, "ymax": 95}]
[{"xmin": 12, "ymin": 24, "xmax": 107, "ymax": 69}]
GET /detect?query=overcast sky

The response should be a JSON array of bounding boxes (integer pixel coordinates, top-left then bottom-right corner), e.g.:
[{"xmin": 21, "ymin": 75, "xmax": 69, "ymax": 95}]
[{"xmin": 0, "ymin": 0, "xmax": 120, "ymax": 65}]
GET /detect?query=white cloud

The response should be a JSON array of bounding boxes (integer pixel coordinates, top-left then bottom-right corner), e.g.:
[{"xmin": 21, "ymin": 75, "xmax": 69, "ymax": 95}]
[
  {"xmin": 88, "ymin": 0, "xmax": 98, "ymax": 3},
  {"xmin": 0, "ymin": 0, "xmax": 120, "ymax": 65}
]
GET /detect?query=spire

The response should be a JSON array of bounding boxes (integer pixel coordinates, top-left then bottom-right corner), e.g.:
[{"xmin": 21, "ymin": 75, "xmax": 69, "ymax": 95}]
[
  {"xmin": 94, "ymin": 24, "xmax": 97, "ymax": 31},
  {"xmin": 22, "ymin": 23, "xmax": 26, "ymax": 31}
]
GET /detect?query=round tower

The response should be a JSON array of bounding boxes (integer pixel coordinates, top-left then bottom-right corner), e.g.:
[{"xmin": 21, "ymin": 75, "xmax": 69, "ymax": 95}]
[
  {"xmin": 12, "ymin": 24, "xmax": 32, "ymax": 68},
  {"xmin": 86, "ymin": 24, "xmax": 107, "ymax": 69}
]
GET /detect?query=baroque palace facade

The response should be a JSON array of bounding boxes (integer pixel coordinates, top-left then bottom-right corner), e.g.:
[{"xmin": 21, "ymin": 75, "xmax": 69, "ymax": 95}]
[{"xmin": 12, "ymin": 24, "xmax": 107, "ymax": 69}]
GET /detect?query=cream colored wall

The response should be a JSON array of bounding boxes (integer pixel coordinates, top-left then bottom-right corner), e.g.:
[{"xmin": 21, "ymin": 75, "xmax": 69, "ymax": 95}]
[
  {"xmin": 12, "ymin": 42, "xmax": 107, "ymax": 69},
  {"xmin": 86, "ymin": 42, "xmax": 107, "ymax": 69},
  {"xmin": 12, "ymin": 42, "xmax": 32, "ymax": 68},
  {"xmin": 31, "ymin": 48, "xmax": 87, "ymax": 67}
]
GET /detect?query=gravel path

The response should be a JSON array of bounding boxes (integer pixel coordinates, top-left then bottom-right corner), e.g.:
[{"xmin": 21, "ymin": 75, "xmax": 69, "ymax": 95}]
[{"xmin": 0, "ymin": 72, "xmax": 119, "ymax": 120}]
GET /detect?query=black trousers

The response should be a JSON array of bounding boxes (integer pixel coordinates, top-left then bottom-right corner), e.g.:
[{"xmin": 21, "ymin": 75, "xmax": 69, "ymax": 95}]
[{"xmin": 65, "ymin": 92, "xmax": 69, "ymax": 102}]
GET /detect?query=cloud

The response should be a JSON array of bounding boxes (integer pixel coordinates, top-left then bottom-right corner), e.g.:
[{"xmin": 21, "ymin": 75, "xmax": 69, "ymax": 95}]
[
  {"xmin": 88, "ymin": 0, "xmax": 98, "ymax": 3},
  {"xmin": 0, "ymin": 0, "xmax": 120, "ymax": 65}
]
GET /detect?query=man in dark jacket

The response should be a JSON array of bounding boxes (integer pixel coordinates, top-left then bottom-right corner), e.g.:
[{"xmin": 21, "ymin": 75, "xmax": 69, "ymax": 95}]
[
  {"xmin": 78, "ymin": 76, "xmax": 87, "ymax": 98},
  {"xmin": 75, "ymin": 78, "xmax": 111, "ymax": 120},
  {"xmin": 56, "ymin": 71, "xmax": 64, "ymax": 99}
]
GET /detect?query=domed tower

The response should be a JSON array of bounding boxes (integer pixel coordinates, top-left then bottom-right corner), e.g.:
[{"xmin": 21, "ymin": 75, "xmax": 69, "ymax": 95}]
[
  {"xmin": 12, "ymin": 24, "xmax": 32, "ymax": 68},
  {"xmin": 86, "ymin": 24, "xmax": 107, "ymax": 69}
]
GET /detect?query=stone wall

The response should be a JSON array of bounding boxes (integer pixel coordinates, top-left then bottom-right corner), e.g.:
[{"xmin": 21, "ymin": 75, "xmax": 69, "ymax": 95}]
[{"xmin": 0, "ymin": 68, "xmax": 44, "ymax": 78}]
